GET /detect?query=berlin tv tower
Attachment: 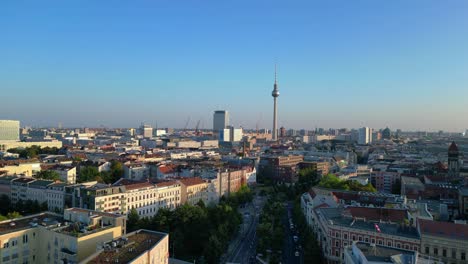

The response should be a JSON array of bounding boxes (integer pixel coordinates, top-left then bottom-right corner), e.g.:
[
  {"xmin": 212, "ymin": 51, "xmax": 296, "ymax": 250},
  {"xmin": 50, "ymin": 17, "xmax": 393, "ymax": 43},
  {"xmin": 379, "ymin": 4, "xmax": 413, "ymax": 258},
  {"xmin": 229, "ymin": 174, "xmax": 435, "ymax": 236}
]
[{"xmin": 271, "ymin": 64, "xmax": 279, "ymax": 141}]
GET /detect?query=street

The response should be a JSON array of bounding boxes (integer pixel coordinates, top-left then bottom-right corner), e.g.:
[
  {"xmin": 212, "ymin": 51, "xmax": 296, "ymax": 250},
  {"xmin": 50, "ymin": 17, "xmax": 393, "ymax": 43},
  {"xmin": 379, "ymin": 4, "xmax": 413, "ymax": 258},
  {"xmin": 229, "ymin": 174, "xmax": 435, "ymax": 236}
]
[
  {"xmin": 223, "ymin": 193, "xmax": 265, "ymax": 264},
  {"xmin": 283, "ymin": 201, "xmax": 304, "ymax": 264}
]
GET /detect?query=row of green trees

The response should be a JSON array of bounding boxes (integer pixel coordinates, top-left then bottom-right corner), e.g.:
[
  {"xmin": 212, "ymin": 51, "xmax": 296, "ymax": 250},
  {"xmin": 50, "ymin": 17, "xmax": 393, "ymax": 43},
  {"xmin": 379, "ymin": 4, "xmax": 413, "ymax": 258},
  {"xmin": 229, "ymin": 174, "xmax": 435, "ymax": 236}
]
[
  {"xmin": 0, "ymin": 194, "xmax": 49, "ymax": 220},
  {"xmin": 7, "ymin": 146, "xmax": 60, "ymax": 159},
  {"xmin": 318, "ymin": 173, "xmax": 377, "ymax": 192},
  {"xmin": 126, "ymin": 187, "xmax": 252, "ymax": 264},
  {"xmin": 292, "ymin": 198, "xmax": 322, "ymax": 262},
  {"xmin": 256, "ymin": 196, "xmax": 285, "ymax": 263}
]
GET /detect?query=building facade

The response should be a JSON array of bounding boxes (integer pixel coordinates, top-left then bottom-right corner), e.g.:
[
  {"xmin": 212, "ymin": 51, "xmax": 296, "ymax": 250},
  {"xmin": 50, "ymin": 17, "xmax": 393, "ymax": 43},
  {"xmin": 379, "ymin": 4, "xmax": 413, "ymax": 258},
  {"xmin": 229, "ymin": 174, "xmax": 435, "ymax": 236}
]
[
  {"xmin": 213, "ymin": 110, "xmax": 229, "ymax": 131},
  {"xmin": 0, "ymin": 120, "xmax": 20, "ymax": 141}
]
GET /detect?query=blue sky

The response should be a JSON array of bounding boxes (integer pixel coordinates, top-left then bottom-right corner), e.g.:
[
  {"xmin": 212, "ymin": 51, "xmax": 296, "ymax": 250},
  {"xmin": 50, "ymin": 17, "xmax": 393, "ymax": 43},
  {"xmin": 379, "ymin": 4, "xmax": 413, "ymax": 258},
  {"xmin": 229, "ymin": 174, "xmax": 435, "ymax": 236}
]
[{"xmin": 1, "ymin": 1, "xmax": 468, "ymax": 131}]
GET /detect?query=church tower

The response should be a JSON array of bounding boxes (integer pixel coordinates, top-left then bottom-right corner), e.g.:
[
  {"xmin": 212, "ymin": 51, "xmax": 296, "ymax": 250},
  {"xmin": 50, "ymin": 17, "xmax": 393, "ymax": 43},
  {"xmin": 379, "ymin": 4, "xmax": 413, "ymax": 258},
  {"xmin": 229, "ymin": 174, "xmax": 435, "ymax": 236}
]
[{"xmin": 448, "ymin": 141, "xmax": 460, "ymax": 178}]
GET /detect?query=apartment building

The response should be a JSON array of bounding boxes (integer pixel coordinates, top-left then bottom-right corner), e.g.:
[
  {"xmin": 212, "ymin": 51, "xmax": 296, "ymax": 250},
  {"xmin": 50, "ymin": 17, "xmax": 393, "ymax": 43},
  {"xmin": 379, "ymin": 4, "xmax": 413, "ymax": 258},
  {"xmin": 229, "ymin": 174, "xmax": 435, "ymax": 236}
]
[
  {"xmin": 259, "ymin": 155, "xmax": 304, "ymax": 183},
  {"xmin": 313, "ymin": 207, "xmax": 420, "ymax": 263},
  {"xmin": 26, "ymin": 179, "xmax": 53, "ymax": 204},
  {"xmin": 114, "ymin": 179, "xmax": 159, "ymax": 217},
  {"xmin": 83, "ymin": 229, "xmax": 169, "ymax": 264},
  {"xmin": 418, "ymin": 219, "xmax": 468, "ymax": 264},
  {"xmin": 10, "ymin": 177, "xmax": 35, "ymax": 204},
  {"xmin": 123, "ymin": 163, "xmax": 150, "ymax": 181},
  {"xmin": 51, "ymin": 165, "xmax": 77, "ymax": 184},
  {"xmin": 155, "ymin": 181, "xmax": 181, "ymax": 210},
  {"xmin": 179, "ymin": 177, "xmax": 208, "ymax": 205},
  {"xmin": 79, "ymin": 184, "xmax": 126, "ymax": 214},
  {"xmin": 371, "ymin": 171, "xmax": 401, "ymax": 193},
  {"xmin": 0, "ymin": 159, "xmax": 38, "ymax": 177},
  {"xmin": 298, "ymin": 161, "xmax": 330, "ymax": 176},
  {"xmin": 0, "ymin": 208, "xmax": 125, "ymax": 264},
  {"xmin": 47, "ymin": 182, "xmax": 67, "ymax": 213}
]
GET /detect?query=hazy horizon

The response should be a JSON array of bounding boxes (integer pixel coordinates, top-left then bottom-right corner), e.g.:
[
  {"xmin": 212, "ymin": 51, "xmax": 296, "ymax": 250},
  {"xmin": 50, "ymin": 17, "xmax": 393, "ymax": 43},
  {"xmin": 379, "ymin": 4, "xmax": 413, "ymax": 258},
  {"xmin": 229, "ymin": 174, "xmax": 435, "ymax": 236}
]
[{"xmin": 2, "ymin": 1, "xmax": 468, "ymax": 131}]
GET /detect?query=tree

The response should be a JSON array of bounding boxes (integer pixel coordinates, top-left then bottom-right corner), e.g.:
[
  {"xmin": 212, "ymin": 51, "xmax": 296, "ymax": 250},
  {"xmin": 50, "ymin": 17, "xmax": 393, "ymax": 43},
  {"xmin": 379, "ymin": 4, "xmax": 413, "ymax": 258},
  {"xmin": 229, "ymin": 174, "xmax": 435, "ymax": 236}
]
[
  {"xmin": 6, "ymin": 212, "xmax": 21, "ymax": 219},
  {"xmin": 127, "ymin": 208, "xmax": 140, "ymax": 232},
  {"xmin": 392, "ymin": 179, "xmax": 401, "ymax": 194},
  {"xmin": 40, "ymin": 201, "xmax": 49, "ymax": 211},
  {"xmin": 0, "ymin": 195, "xmax": 11, "ymax": 215},
  {"xmin": 296, "ymin": 167, "xmax": 319, "ymax": 194},
  {"xmin": 36, "ymin": 170, "xmax": 60, "ymax": 181},
  {"xmin": 79, "ymin": 166, "xmax": 101, "ymax": 182}
]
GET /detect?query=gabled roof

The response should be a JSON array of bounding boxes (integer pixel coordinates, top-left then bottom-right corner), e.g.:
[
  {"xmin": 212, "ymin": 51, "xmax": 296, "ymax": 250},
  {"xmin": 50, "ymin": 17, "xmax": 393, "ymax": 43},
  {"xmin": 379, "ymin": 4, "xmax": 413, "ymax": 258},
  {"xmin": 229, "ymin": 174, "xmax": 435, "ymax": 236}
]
[
  {"xmin": 178, "ymin": 177, "xmax": 206, "ymax": 187},
  {"xmin": 113, "ymin": 179, "xmax": 154, "ymax": 190},
  {"xmin": 158, "ymin": 164, "xmax": 177, "ymax": 174},
  {"xmin": 155, "ymin": 180, "xmax": 179, "ymax": 188}
]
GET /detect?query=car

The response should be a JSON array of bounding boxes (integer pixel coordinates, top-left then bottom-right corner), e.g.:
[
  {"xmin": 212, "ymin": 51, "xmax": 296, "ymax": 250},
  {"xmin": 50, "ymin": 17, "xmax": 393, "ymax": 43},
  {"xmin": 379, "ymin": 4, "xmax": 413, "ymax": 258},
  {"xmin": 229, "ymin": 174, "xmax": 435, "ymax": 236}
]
[{"xmin": 295, "ymin": 251, "xmax": 300, "ymax": 257}]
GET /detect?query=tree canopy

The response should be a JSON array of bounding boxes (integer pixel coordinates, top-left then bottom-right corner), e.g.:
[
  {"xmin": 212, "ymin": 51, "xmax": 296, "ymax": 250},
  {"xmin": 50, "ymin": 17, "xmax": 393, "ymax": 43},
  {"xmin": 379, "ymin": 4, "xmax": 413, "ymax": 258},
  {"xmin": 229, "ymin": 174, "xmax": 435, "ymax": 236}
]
[
  {"xmin": 318, "ymin": 174, "xmax": 376, "ymax": 192},
  {"xmin": 128, "ymin": 187, "xmax": 250, "ymax": 264},
  {"xmin": 35, "ymin": 170, "xmax": 60, "ymax": 181},
  {"xmin": 7, "ymin": 145, "xmax": 59, "ymax": 158}
]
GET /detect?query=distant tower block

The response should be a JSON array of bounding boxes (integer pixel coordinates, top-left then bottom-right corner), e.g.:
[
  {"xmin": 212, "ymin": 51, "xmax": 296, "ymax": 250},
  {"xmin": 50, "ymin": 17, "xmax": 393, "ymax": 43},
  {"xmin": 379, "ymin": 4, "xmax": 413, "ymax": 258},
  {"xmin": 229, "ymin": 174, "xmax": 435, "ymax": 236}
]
[{"xmin": 271, "ymin": 65, "xmax": 280, "ymax": 141}]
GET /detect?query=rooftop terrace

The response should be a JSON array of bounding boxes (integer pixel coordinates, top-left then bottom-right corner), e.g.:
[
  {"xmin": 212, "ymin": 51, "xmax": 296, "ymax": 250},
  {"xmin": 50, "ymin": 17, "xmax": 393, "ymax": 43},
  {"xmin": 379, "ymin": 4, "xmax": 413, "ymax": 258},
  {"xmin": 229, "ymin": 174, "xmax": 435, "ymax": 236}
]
[{"xmin": 0, "ymin": 212, "xmax": 62, "ymax": 235}]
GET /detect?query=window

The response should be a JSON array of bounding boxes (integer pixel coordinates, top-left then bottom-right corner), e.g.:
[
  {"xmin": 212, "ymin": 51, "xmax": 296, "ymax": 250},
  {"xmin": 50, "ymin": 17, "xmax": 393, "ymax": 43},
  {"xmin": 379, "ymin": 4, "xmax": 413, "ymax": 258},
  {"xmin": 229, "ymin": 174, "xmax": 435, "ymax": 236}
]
[
  {"xmin": 387, "ymin": 241, "xmax": 392, "ymax": 247},
  {"xmin": 365, "ymin": 237, "xmax": 369, "ymax": 243},
  {"xmin": 371, "ymin": 238, "xmax": 375, "ymax": 244},
  {"xmin": 3, "ymin": 242, "xmax": 9, "ymax": 248},
  {"xmin": 335, "ymin": 241, "xmax": 339, "ymax": 247},
  {"xmin": 443, "ymin": 249, "xmax": 447, "ymax": 257},
  {"xmin": 452, "ymin": 250, "xmax": 456, "ymax": 258},
  {"xmin": 434, "ymin": 248, "xmax": 438, "ymax": 255},
  {"xmin": 462, "ymin": 252, "xmax": 466, "ymax": 261},
  {"xmin": 358, "ymin": 236, "xmax": 362, "ymax": 241},
  {"xmin": 425, "ymin": 247, "xmax": 429, "ymax": 254}
]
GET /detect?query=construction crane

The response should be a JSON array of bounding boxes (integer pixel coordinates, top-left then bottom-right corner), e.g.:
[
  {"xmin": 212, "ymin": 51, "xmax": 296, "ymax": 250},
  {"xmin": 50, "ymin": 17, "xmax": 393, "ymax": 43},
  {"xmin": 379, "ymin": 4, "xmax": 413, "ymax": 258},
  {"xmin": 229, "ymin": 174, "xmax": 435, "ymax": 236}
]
[
  {"xmin": 195, "ymin": 120, "xmax": 201, "ymax": 135},
  {"xmin": 183, "ymin": 117, "xmax": 191, "ymax": 131}
]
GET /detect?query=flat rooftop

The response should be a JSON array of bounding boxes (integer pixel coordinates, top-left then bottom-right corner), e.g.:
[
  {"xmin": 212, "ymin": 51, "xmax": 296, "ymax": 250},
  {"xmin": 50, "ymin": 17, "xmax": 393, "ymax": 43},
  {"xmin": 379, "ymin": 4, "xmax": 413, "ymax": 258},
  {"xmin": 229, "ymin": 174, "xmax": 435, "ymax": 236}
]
[
  {"xmin": 352, "ymin": 242, "xmax": 415, "ymax": 262},
  {"xmin": 87, "ymin": 230, "xmax": 167, "ymax": 264},
  {"xmin": 0, "ymin": 213, "xmax": 62, "ymax": 235}
]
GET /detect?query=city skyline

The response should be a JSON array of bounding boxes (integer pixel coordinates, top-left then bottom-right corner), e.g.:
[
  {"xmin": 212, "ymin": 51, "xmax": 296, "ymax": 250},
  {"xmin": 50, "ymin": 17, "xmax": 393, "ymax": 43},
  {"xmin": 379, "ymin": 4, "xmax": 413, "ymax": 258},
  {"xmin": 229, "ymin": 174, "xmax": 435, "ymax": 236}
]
[{"xmin": 2, "ymin": 1, "xmax": 468, "ymax": 131}]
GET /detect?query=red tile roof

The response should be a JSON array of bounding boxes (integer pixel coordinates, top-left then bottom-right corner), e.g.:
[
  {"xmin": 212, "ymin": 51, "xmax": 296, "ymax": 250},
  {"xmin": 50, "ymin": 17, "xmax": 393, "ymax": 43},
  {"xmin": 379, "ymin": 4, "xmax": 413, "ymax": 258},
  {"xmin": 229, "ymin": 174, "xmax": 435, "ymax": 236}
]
[
  {"xmin": 418, "ymin": 219, "xmax": 468, "ymax": 240},
  {"xmin": 178, "ymin": 177, "xmax": 206, "ymax": 187},
  {"xmin": 113, "ymin": 179, "xmax": 154, "ymax": 190},
  {"xmin": 155, "ymin": 180, "xmax": 179, "ymax": 188},
  {"xmin": 158, "ymin": 164, "xmax": 177, "ymax": 174}
]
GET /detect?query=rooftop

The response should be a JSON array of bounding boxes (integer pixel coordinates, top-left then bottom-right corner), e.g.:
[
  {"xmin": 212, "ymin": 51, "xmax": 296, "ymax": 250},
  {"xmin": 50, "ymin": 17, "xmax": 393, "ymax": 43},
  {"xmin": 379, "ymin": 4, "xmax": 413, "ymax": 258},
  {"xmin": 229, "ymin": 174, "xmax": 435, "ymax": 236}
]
[
  {"xmin": 29, "ymin": 179, "xmax": 54, "ymax": 187},
  {"xmin": 418, "ymin": 218, "xmax": 468, "ymax": 240},
  {"xmin": 87, "ymin": 230, "xmax": 167, "ymax": 264},
  {"xmin": 348, "ymin": 242, "xmax": 417, "ymax": 263},
  {"xmin": 401, "ymin": 176, "xmax": 424, "ymax": 187},
  {"xmin": 154, "ymin": 180, "xmax": 179, "ymax": 188},
  {"xmin": 113, "ymin": 179, "xmax": 154, "ymax": 191},
  {"xmin": 345, "ymin": 207, "xmax": 408, "ymax": 223},
  {"xmin": 0, "ymin": 212, "xmax": 62, "ymax": 235},
  {"xmin": 178, "ymin": 177, "xmax": 206, "ymax": 187},
  {"xmin": 317, "ymin": 208, "xmax": 419, "ymax": 239}
]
